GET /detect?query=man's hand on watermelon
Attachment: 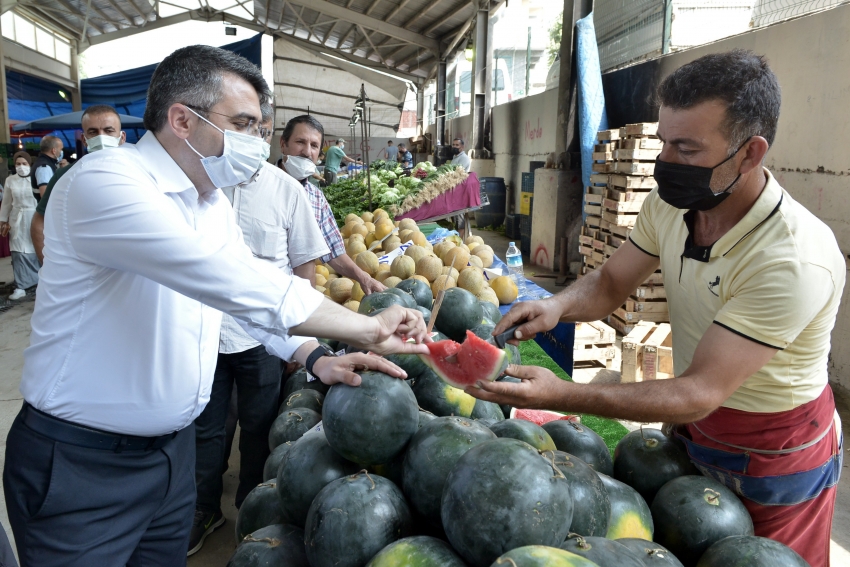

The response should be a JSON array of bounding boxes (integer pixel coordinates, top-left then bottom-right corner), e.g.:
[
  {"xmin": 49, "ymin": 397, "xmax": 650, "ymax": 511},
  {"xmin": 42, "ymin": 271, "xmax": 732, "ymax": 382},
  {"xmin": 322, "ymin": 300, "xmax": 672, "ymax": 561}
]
[
  {"xmin": 492, "ymin": 297, "xmax": 563, "ymax": 344},
  {"xmin": 311, "ymin": 351, "xmax": 409, "ymax": 387},
  {"xmin": 364, "ymin": 305, "xmax": 432, "ymax": 356},
  {"xmin": 465, "ymin": 364, "xmax": 565, "ymax": 409}
]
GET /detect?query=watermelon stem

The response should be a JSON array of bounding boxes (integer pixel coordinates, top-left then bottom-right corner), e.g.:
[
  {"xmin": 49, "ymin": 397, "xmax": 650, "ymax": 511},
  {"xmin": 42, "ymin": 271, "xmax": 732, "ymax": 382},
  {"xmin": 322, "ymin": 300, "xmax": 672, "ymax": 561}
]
[
  {"xmin": 639, "ymin": 424, "xmax": 659, "ymax": 447},
  {"xmin": 703, "ymin": 488, "xmax": 721, "ymax": 506},
  {"xmin": 353, "ymin": 469, "xmax": 377, "ymax": 490},
  {"xmin": 541, "ymin": 451, "xmax": 566, "ymax": 480},
  {"xmin": 241, "ymin": 536, "xmax": 281, "ymax": 547},
  {"xmin": 568, "ymin": 533, "xmax": 590, "ymax": 549},
  {"xmin": 495, "ymin": 558, "xmax": 519, "ymax": 567}
]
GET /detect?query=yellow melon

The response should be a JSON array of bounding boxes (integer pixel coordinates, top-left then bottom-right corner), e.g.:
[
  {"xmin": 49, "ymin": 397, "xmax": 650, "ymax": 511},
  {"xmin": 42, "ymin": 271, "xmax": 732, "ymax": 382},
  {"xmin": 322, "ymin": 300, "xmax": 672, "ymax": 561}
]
[
  {"xmin": 477, "ymin": 287, "xmax": 499, "ymax": 306},
  {"xmin": 411, "ymin": 232, "xmax": 428, "ymax": 247},
  {"xmin": 467, "ymin": 241, "xmax": 480, "ymax": 253},
  {"xmin": 325, "ymin": 273, "xmax": 338, "ymax": 283},
  {"xmin": 472, "ymin": 245, "xmax": 495, "ymax": 268},
  {"xmin": 404, "ymin": 245, "xmax": 428, "ymax": 264},
  {"xmin": 465, "ymin": 235, "xmax": 484, "ymax": 246},
  {"xmin": 468, "ymin": 255, "xmax": 484, "ymax": 269},
  {"xmin": 416, "ymin": 256, "xmax": 443, "ymax": 282},
  {"xmin": 384, "ymin": 276, "xmax": 402, "ymax": 288},
  {"xmin": 383, "ymin": 236, "xmax": 402, "ymax": 253},
  {"xmin": 361, "ymin": 211, "xmax": 374, "ymax": 223},
  {"xmin": 376, "ymin": 269, "xmax": 394, "ymax": 283},
  {"xmin": 411, "ymin": 275, "xmax": 432, "ymax": 287},
  {"xmin": 457, "ymin": 268, "xmax": 485, "ymax": 296},
  {"xmin": 374, "ymin": 221, "xmax": 395, "ymax": 240},
  {"xmin": 341, "ymin": 223, "xmax": 353, "ymax": 239},
  {"xmin": 344, "ymin": 300, "xmax": 360, "ymax": 312},
  {"xmin": 350, "ymin": 282, "xmax": 365, "ymax": 302},
  {"xmin": 398, "ymin": 218, "xmax": 418, "ymax": 232},
  {"xmin": 443, "ymin": 247, "xmax": 470, "ymax": 271},
  {"xmin": 349, "ymin": 233, "xmax": 365, "ymax": 243},
  {"xmin": 365, "ymin": 232, "xmax": 377, "ymax": 247},
  {"xmin": 491, "ymin": 276, "xmax": 518, "ymax": 305},
  {"xmin": 316, "ymin": 265, "xmax": 329, "ymax": 278},
  {"xmin": 364, "ymin": 222, "xmax": 376, "ymax": 233},
  {"xmin": 394, "ymin": 220, "xmax": 401, "ymax": 227},
  {"xmin": 329, "ymin": 278, "xmax": 354, "ymax": 303},
  {"xmin": 315, "ymin": 285, "xmax": 326, "ymax": 294},
  {"xmin": 325, "ymin": 264, "xmax": 336, "ymax": 275},
  {"xmin": 431, "ymin": 275, "xmax": 456, "ymax": 297},
  {"xmin": 350, "ymin": 223, "xmax": 369, "ymax": 238},
  {"xmin": 373, "ymin": 210, "xmax": 390, "ymax": 225},
  {"xmin": 434, "ymin": 241, "xmax": 456, "ymax": 260},
  {"xmin": 391, "ymin": 255, "xmax": 416, "ymax": 279},
  {"xmin": 315, "ymin": 274, "xmax": 328, "ymax": 288},
  {"xmin": 441, "ymin": 266, "xmax": 460, "ymax": 281},
  {"xmin": 346, "ymin": 240, "xmax": 367, "ymax": 258},
  {"xmin": 399, "ymin": 229, "xmax": 416, "ymax": 243},
  {"xmin": 355, "ymin": 250, "xmax": 380, "ymax": 276},
  {"xmin": 345, "ymin": 213, "xmax": 364, "ymax": 225},
  {"xmin": 375, "ymin": 263, "xmax": 391, "ymax": 276}
]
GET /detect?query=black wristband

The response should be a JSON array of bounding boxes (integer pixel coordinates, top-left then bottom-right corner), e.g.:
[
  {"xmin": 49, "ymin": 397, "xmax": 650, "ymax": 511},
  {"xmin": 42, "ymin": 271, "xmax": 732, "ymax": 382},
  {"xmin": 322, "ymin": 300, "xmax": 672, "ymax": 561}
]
[{"xmin": 305, "ymin": 344, "xmax": 334, "ymax": 377}]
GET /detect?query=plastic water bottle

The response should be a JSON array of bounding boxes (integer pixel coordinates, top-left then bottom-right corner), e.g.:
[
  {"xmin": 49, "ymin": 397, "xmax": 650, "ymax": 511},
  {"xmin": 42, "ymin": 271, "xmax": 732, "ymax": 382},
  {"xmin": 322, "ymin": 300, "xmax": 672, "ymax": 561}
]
[{"xmin": 505, "ymin": 242, "xmax": 527, "ymax": 298}]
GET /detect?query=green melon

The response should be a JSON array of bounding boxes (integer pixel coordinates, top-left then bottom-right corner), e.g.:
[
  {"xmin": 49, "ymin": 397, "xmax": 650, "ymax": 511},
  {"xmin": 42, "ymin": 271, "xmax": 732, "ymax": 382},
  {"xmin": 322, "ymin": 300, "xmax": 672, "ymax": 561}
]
[
  {"xmin": 369, "ymin": 451, "xmax": 406, "ymax": 488},
  {"xmin": 276, "ymin": 431, "xmax": 360, "ymax": 527},
  {"xmin": 235, "ymin": 482, "xmax": 282, "ymax": 542},
  {"xmin": 613, "ymin": 428, "xmax": 698, "ymax": 505},
  {"xmin": 696, "ymin": 536, "xmax": 808, "ymax": 567},
  {"xmin": 597, "ymin": 473, "xmax": 654, "ymax": 541},
  {"xmin": 384, "ymin": 287, "xmax": 418, "ymax": 308},
  {"xmin": 417, "ymin": 410, "xmax": 436, "ymax": 428},
  {"xmin": 384, "ymin": 351, "xmax": 430, "ymax": 381},
  {"xmin": 504, "ymin": 343, "xmax": 521, "ymax": 364},
  {"xmin": 279, "ymin": 389, "xmax": 324, "ymax": 415},
  {"xmin": 263, "ymin": 441, "xmax": 293, "ymax": 481},
  {"xmin": 560, "ymin": 535, "xmax": 645, "ymax": 567},
  {"xmin": 396, "ymin": 279, "xmax": 434, "ymax": 309},
  {"xmin": 358, "ymin": 292, "xmax": 407, "ymax": 314},
  {"xmin": 282, "ymin": 368, "xmax": 331, "ymax": 399},
  {"xmin": 322, "ymin": 371, "xmax": 419, "ymax": 465},
  {"xmin": 305, "ymin": 471, "xmax": 413, "ymax": 567},
  {"xmin": 228, "ymin": 524, "xmax": 308, "ymax": 566},
  {"xmin": 442, "ymin": 438, "xmax": 574, "ymax": 567},
  {"xmin": 402, "ymin": 416, "xmax": 497, "ymax": 524},
  {"xmin": 495, "ymin": 375, "xmax": 521, "ymax": 418},
  {"xmin": 489, "ymin": 419, "xmax": 557, "ymax": 451},
  {"xmin": 479, "ymin": 301, "xmax": 502, "ymax": 324},
  {"xmin": 366, "ymin": 535, "xmax": 467, "ymax": 567},
  {"xmin": 268, "ymin": 408, "xmax": 321, "ymax": 450},
  {"xmin": 543, "ymin": 450, "xmax": 610, "ymax": 537},
  {"xmin": 489, "ymin": 546, "xmax": 599, "ymax": 566},
  {"xmin": 651, "ymin": 476, "xmax": 754, "ymax": 566},
  {"xmin": 543, "ymin": 421, "xmax": 613, "ymax": 476},
  {"xmin": 434, "ymin": 287, "xmax": 484, "ymax": 342},
  {"xmin": 470, "ymin": 399, "xmax": 506, "ymax": 422},
  {"xmin": 471, "ymin": 322, "xmax": 496, "ymax": 341},
  {"xmin": 617, "ymin": 539, "xmax": 684, "ymax": 567},
  {"xmin": 414, "ymin": 306, "xmax": 432, "ymax": 325},
  {"xmin": 410, "ymin": 368, "xmax": 477, "ymax": 418}
]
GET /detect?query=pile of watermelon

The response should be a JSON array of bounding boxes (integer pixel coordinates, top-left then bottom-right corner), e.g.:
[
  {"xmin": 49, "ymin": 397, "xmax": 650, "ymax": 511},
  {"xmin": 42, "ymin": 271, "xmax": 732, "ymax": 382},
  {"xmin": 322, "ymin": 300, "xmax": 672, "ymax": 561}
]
[{"xmin": 227, "ymin": 286, "xmax": 808, "ymax": 567}]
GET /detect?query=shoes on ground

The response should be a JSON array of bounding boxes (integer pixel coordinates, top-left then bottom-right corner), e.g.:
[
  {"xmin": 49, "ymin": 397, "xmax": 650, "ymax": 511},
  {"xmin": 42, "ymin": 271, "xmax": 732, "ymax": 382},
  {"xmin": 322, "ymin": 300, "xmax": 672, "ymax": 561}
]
[
  {"xmin": 8, "ymin": 289, "xmax": 25, "ymax": 301},
  {"xmin": 187, "ymin": 507, "xmax": 225, "ymax": 557}
]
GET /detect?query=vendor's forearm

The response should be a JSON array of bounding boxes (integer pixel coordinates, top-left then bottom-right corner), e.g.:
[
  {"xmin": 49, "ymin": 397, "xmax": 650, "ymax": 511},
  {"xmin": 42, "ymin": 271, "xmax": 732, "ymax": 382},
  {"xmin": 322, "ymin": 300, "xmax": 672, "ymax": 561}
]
[
  {"xmin": 328, "ymin": 255, "xmax": 369, "ymax": 285},
  {"xmin": 31, "ymin": 212, "xmax": 45, "ymax": 264},
  {"xmin": 290, "ymin": 297, "xmax": 379, "ymax": 344},
  {"xmin": 551, "ymin": 269, "xmax": 631, "ymax": 323}
]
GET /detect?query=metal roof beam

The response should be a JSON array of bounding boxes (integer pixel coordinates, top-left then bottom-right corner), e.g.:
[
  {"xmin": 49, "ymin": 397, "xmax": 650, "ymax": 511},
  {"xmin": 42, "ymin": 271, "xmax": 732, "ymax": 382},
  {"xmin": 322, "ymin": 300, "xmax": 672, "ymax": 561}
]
[
  {"xmin": 283, "ymin": 0, "xmax": 438, "ymax": 52},
  {"xmin": 382, "ymin": 0, "xmax": 411, "ymax": 24},
  {"xmin": 423, "ymin": 1, "xmax": 473, "ymax": 36},
  {"xmin": 81, "ymin": 9, "xmax": 195, "ymax": 49},
  {"xmin": 402, "ymin": 0, "xmax": 440, "ymax": 29},
  {"xmin": 19, "ymin": 6, "xmax": 83, "ymax": 39},
  {"xmin": 103, "ymin": 0, "xmax": 136, "ymax": 25},
  {"xmin": 0, "ymin": 0, "xmax": 20, "ymax": 15}
]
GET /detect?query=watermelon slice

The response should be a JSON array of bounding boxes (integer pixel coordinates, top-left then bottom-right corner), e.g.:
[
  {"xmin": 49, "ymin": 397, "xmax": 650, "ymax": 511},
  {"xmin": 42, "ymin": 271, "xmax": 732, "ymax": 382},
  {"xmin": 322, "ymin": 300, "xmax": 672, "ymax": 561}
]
[
  {"xmin": 419, "ymin": 330, "xmax": 508, "ymax": 389},
  {"xmin": 510, "ymin": 408, "xmax": 581, "ymax": 425}
]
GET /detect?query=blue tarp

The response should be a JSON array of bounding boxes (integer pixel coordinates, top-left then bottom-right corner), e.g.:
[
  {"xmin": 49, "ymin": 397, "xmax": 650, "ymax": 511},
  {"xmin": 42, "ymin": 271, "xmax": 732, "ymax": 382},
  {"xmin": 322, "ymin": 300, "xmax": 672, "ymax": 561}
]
[
  {"xmin": 576, "ymin": 13, "xmax": 608, "ymax": 204},
  {"xmin": 6, "ymin": 33, "xmax": 264, "ymax": 146}
]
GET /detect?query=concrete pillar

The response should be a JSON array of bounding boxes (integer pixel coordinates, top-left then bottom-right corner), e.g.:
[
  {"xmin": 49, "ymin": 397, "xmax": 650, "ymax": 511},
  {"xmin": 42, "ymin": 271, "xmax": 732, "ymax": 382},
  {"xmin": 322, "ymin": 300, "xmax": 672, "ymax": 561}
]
[
  {"xmin": 471, "ymin": 0, "xmax": 490, "ymax": 158},
  {"xmin": 70, "ymin": 42, "xmax": 82, "ymax": 112},
  {"xmin": 416, "ymin": 84, "xmax": 424, "ymax": 137},
  {"xmin": 0, "ymin": 37, "xmax": 9, "ymax": 144},
  {"xmin": 435, "ymin": 59, "xmax": 447, "ymax": 155}
]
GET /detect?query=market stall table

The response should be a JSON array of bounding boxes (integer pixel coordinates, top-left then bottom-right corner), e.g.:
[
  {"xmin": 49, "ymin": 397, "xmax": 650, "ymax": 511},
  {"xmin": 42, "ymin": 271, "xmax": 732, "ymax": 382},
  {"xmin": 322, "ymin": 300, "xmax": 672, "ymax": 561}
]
[{"xmin": 395, "ymin": 172, "xmax": 482, "ymax": 240}]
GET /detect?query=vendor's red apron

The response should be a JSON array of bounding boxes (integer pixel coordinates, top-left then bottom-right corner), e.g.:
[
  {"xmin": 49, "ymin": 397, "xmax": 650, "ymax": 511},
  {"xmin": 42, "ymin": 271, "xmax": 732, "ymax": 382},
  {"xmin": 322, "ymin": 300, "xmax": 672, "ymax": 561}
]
[{"xmin": 676, "ymin": 386, "xmax": 842, "ymax": 567}]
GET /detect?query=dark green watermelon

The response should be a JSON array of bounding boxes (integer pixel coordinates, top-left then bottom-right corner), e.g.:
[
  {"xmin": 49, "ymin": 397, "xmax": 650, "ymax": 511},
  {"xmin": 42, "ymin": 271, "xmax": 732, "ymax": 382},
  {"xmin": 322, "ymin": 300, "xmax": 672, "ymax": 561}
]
[
  {"xmin": 475, "ymin": 418, "xmax": 500, "ymax": 427},
  {"xmin": 384, "ymin": 287, "xmax": 418, "ymax": 308},
  {"xmin": 402, "ymin": 416, "xmax": 497, "ymax": 524},
  {"xmin": 305, "ymin": 471, "xmax": 413, "ymax": 567},
  {"xmin": 479, "ymin": 301, "xmax": 502, "ymax": 323},
  {"xmin": 495, "ymin": 376, "xmax": 520, "ymax": 417},
  {"xmin": 384, "ymin": 351, "xmax": 430, "ymax": 380},
  {"xmin": 696, "ymin": 535, "xmax": 808, "ymax": 567},
  {"xmin": 263, "ymin": 441, "xmax": 293, "ymax": 481},
  {"xmin": 359, "ymin": 291, "xmax": 406, "ymax": 314},
  {"xmin": 227, "ymin": 524, "xmax": 308, "ymax": 567},
  {"xmin": 560, "ymin": 535, "xmax": 645, "ymax": 567},
  {"xmin": 617, "ymin": 539, "xmax": 684, "ymax": 567},
  {"xmin": 543, "ymin": 421, "xmax": 613, "ymax": 476},
  {"xmin": 369, "ymin": 451, "xmax": 406, "ymax": 488},
  {"xmin": 410, "ymin": 368, "xmax": 477, "ymax": 418},
  {"xmin": 235, "ymin": 482, "xmax": 282, "ymax": 542},
  {"xmin": 441, "ymin": 438, "xmax": 574, "ymax": 567},
  {"xmin": 276, "ymin": 431, "xmax": 360, "ymax": 527},
  {"xmin": 489, "ymin": 419, "xmax": 557, "ymax": 451},
  {"xmin": 470, "ymin": 399, "xmax": 505, "ymax": 422},
  {"xmin": 597, "ymin": 473, "xmax": 654, "ymax": 541},
  {"xmin": 418, "ymin": 410, "xmax": 436, "ymax": 428},
  {"xmin": 323, "ymin": 371, "xmax": 419, "ymax": 465},
  {"xmin": 613, "ymin": 428, "xmax": 698, "ymax": 505},
  {"xmin": 504, "ymin": 343, "xmax": 521, "ymax": 365},
  {"xmin": 282, "ymin": 368, "xmax": 331, "ymax": 399},
  {"xmin": 470, "ymin": 322, "xmax": 496, "ymax": 341},
  {"xmin": 434, "ymin": 288, "xmax": 483, "ymax": 342},
  {"xmin": 543, "ymin": 450, "xmax": 610, "ymax": 537},
  {"xmin": 396, "ymin": 279, "xmax": 434, "ymax": 309},
  {"xmin": 491, "ymin": 545, "xmax": 601, "ymax": 566},
  {"xmin": 414, "ymin": 306, "xmax": 432, "ymax": 325},
  {"xmin": 651, "ymin": 476, "xmax": 754, "ymax": 567},
  {"xmin": 366, "ymin": 535, "xmax": 467, "ymax": 566},
  {"xmin": 279, "ymin": 389, "xmax": 324, "ymax": 415},
  {"xmin": 268, "ymin": 408, "xmax": 321, "ymax": 450}
]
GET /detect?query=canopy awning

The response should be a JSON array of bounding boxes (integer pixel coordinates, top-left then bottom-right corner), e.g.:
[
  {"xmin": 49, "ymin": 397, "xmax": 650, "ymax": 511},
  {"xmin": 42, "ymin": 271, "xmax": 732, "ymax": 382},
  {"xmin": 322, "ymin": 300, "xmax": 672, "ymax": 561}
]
[{"xmin": 12, "ymin": 110, "xmax": 145, "ymax": 131}]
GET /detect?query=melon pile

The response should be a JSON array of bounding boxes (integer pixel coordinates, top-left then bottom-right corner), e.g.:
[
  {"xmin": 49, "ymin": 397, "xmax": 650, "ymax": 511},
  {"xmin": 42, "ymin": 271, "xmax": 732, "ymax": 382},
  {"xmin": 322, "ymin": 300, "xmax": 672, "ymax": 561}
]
[{"xmin": 228, "ymin": 358, "xmax": 804, "ymax": 567}]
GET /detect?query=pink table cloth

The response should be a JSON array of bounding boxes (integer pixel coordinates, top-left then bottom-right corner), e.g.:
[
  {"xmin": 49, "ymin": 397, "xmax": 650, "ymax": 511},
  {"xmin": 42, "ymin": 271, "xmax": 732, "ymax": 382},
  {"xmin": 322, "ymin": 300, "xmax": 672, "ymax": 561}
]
[{"xmin": 396, "ymin": 172, "xmax": 481, "ymax": 222}]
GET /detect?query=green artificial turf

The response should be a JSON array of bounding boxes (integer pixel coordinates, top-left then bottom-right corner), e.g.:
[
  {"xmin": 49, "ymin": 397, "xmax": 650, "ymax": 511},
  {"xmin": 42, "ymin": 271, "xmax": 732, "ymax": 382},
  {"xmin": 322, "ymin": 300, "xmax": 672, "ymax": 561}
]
[{"xmin": 518, "ymin": 339, "xmax": 629, "ymax": 456}]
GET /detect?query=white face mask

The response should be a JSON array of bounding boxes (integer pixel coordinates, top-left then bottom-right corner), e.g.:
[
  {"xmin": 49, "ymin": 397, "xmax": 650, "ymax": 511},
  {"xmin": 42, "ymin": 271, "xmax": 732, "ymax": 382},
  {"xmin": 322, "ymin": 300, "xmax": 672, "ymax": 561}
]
[
  {"xmin": 283, "ymin": 155, "xmax": 316, "ymax": 181},
  {"xmin": 86, "ymin": 134, "xmax": 121, "ymax": 153},
  {"xmin": 16, "ymin": 165, "xmax": 30, "ymax": 177},
  {"xmin": 184, "ymin": 107, "xmax": 265, "ymax": 188},
  {"xmin": 260, "ymin": 141, "xmax": 271, "ymax": 162}
]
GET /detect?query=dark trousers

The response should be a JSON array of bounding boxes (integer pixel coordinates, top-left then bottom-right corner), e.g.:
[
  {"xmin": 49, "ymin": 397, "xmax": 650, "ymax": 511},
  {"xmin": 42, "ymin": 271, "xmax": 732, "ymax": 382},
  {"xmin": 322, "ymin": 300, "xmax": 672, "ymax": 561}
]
[
  {"xmin": 3, "ymin": 408, "xmax": 195, "ymax": 567},
  {"xmin": 194, "ymin": 345, "xmax": 281, "ymax": 513}
]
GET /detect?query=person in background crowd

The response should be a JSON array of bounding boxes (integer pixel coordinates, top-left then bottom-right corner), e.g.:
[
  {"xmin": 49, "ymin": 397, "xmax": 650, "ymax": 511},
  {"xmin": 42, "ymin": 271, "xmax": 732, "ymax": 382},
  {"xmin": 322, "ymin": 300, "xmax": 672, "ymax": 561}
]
[
  {"xmin": 381, "ymin": 140, "xmax": 398, "ymax": 162},
  {"xmin": 30, "ymin": 135, "xmax": 63, "ymax": 199},
  {"xmin": 0, "ymin": 152, "xmax": 39, "ymax": 300},
  {"xmin": 190, "ymin": 104, "xmax": 331, "ymax": 555},
  {"xmin": 31, "ymin": 105, "xmax": 126, "ymax": 263},
  {"xmin": 278, "ymin": 115, "xmax": 386, "ymax": 294},
  {"xmin": 397, "ymin": 142, "xmax": 413, "ymax": 169},
  {"xmin": 322, "ymin": 138, "xmax": 361, "ymax": 185},
  {"xmin": 475, "ymin": 51, "xmax": 843, "ymax": 567},
  {"xmin": 451, "ymin": 137, "xmax": 471, "ymax": 172},
  {"xmin": 58, "ymin": 158, "xmax": 69, "ymax": 168},
  {"xmin": 0, "ymin": 182, "xmax": 8, "ymax": 259},
  {"xmin": 4, "ymin": 44, "xmax": 428, "ymax": 567}
]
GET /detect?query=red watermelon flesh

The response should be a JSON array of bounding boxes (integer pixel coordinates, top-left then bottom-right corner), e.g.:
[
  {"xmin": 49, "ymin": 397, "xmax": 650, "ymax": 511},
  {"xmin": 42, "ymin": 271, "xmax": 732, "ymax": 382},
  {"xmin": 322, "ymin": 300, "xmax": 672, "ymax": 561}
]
[
  {"xmin": 419, "ymin": 331, "xmax": 508, "ymax": 389},
  {"xmin": 510, "ymin": 408, "xmax": 581, "ymax": 426}
]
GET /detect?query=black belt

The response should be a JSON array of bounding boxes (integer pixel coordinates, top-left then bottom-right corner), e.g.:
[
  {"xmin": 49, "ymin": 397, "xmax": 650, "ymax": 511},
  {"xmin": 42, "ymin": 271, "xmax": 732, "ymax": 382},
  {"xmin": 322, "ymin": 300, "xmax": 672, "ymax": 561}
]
[{"xmin": 21, "ymin": 403, "xmax": 179, "ymax": 452}]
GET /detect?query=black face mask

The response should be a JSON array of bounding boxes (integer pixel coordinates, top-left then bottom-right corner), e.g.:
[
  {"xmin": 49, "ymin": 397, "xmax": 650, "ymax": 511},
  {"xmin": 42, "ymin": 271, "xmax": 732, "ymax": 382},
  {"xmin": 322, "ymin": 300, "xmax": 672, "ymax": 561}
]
[
  {"xmin": 451, "ymin": 147, "xmax": 460, "ymax": 156},
  {"xmin": 654, "ymin": 139, "xmax": 749, "ymax": 211}
]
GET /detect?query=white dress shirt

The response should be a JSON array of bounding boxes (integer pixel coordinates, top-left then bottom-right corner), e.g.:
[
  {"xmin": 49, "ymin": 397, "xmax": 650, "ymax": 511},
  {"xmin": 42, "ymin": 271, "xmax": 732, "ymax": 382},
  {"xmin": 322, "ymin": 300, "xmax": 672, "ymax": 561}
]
[
  {"xmin": 22, "ymin": 131, "xmax": 324, "ymax": 436},
  {"xmin": 219, "ymin": 163, "xmax": 329, "ymax": 354},
  {"xmin": 451, "ymin": 151, "xmax": 472, "ymax": 172}
]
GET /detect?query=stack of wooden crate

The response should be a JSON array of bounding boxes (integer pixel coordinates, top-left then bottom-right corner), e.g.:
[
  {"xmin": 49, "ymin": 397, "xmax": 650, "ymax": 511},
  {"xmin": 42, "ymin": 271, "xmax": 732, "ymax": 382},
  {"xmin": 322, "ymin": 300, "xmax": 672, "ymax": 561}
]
[{"xmin": 580, "ymin": 122, "xmax": 670, "ymax": 335}]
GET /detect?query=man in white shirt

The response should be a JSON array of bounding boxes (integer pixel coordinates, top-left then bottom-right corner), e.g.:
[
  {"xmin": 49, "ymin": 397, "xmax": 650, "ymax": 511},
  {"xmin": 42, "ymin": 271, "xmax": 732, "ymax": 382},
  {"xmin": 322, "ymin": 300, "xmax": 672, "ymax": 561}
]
[
  {"xmin": 4, "ymin": 45, "xmax": 427, "ymax": 567},
  {"xmin": 451, "ymin": 137, "xmax": 471, "ymax": 172}
]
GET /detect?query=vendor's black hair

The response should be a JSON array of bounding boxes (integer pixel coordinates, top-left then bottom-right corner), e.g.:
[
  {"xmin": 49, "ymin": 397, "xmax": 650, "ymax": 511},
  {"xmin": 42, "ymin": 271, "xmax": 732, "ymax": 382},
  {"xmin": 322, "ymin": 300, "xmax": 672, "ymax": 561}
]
[
  {"xmin": 144, "ymin": 45, "xmax": 270, "ymax": 132},
  {"xmin": 657, "ymin": 49, "xmax": 781, "ymax": 149},
  {"xmin": 280, "ymin": 115, "xmax": 325, "ymax": 145}
]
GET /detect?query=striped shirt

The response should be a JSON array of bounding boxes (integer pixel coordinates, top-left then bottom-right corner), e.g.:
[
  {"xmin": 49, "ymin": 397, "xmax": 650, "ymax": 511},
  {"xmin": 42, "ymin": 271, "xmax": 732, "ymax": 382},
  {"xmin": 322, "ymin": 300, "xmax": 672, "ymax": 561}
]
[{"xmin": 299, "ymin": 178, "xmax": 345, "ymax": 263}]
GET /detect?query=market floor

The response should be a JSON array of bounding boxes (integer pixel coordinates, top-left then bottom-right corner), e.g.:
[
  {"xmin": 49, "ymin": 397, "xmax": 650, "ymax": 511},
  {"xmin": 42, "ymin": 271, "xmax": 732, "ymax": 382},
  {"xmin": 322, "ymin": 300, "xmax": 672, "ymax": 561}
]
[{"xmin": 0, "ymin": 254, "xmax": 848, "ymax": 566}]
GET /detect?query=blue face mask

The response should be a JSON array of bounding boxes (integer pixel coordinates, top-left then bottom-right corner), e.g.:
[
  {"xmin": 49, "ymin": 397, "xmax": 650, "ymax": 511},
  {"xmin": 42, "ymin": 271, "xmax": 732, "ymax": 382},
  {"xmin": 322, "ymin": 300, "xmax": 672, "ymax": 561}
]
[{"xmin": 57, "ymin": 150, "xmax": 63, "ymax": 162}]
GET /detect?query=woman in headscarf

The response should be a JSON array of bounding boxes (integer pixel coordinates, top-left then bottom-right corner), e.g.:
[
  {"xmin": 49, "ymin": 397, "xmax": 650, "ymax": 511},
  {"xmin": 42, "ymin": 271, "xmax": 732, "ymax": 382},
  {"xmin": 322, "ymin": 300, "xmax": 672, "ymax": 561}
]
[{"xmin": 0, "ymin": 151, "xmax": 39, "ymax": 299}]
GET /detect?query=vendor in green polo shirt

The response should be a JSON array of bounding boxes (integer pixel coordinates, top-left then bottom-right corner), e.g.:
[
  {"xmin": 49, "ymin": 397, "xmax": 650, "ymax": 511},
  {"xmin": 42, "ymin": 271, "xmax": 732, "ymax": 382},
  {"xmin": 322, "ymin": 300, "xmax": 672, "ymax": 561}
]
[
  {"xmin": 322, "ymin": 138, "xmax": 361, "ymax": 186},
  {"xmin": 474, "ymin": 50, "xmax": 843, "ymax": 567}
]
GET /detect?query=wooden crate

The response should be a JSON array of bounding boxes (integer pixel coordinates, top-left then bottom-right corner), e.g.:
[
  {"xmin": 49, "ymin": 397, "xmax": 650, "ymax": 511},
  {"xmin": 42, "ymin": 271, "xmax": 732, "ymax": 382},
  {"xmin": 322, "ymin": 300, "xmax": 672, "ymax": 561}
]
[
  {"xmin": 609, "ymin": 174, "xmax": 657, "ymax": 190},
  {"xmin": 624, "ymin": 122, "xmax": 658, "ymax": 137},
  {"xmin": 621, "ymin": 322, "xmax": 673, "ymax": 382},
  {"xmin": 596, "ymin": 128, "xmax": 622, "ymax": 142},
  {"xmin": 603, "ymin": 197, "xmax": 644, "ymax": 214},
  {"xmin": 573, "ymin": 320, "xmax": 617, "ymax": 369},
  {"xmin": 614, "ymin": 148, "xmax": 661, "ymax": 161},
  {"xmin": 613, "ymin": 306, "xmax": 670, "ymax": 323},
  {"xmin": 620, "ymin": 138, "xmax": 663, "ymax": 150},
  {"xmin": 613, "ymin": 161, "xmax": 655, "ymax": 176}
]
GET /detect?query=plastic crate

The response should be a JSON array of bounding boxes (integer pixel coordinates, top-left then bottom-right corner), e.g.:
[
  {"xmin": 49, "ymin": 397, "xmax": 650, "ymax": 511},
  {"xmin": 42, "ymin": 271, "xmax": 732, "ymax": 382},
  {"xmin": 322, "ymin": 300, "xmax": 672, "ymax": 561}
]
[
  {"xmin": 505, "ymin": 214, "xmax": 520, "ymax": 239},
  {"xmin": 521, "ymin": 172, "xmax": 535, "ymax": 193},
  {"xmin": 520, "ymin": 207, "xmax": 533, "ymax": 256}
]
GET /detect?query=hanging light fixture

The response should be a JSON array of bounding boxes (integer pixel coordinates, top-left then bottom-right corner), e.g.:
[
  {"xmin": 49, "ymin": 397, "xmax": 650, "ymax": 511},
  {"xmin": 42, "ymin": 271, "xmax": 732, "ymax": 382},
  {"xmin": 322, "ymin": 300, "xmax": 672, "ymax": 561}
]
[{"xmin": 464, "ymin": 38, "xmax": 474, "ymax": 61}]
